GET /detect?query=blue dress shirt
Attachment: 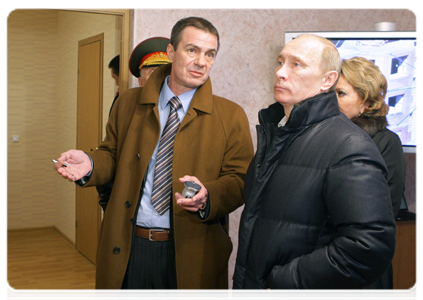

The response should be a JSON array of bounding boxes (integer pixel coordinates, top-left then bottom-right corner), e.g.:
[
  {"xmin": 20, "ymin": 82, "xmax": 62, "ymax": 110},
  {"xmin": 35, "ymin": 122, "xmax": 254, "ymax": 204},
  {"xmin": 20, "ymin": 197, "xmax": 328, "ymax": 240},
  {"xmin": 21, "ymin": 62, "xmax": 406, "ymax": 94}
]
[{"xmin": 136, "ymin": 76, "xmax": 196, "ymax": 229}]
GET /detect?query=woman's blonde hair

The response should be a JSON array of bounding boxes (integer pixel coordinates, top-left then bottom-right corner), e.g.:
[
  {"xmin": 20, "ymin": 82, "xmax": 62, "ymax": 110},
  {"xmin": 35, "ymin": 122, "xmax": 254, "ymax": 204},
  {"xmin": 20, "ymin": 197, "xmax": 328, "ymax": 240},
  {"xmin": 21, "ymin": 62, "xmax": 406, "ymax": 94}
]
[{"xmin": 341, "ymin": 57, "xmax": 389, "ymax": 117}]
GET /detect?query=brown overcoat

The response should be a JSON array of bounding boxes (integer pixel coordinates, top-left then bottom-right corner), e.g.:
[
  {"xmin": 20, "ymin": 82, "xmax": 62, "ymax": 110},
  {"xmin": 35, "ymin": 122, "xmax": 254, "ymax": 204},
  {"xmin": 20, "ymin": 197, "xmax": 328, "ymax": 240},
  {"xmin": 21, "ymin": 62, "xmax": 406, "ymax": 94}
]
[{"xmin": 84, "ymin": 64, "xmax": 254, "ymax": 289}]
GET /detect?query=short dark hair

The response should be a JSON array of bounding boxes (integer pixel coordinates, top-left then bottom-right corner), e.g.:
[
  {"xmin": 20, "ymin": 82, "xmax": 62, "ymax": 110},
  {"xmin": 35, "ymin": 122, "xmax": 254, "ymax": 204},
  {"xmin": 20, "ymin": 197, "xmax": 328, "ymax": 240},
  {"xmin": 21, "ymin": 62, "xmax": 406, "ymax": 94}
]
[
  {"xmin": 170, "ymin": 17, "xmax": 220, "ymax": 52},
  {"xmin": 108, "ymin": 55, "xmax": 120, "ymax": 76}
]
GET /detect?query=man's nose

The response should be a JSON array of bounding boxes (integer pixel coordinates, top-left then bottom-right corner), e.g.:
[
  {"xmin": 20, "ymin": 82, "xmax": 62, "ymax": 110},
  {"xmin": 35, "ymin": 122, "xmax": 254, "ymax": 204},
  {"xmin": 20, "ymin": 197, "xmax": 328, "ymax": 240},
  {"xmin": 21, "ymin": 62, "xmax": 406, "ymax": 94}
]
[
  {"xmin": 275, "ymin": 65, "xmax": 287, "ymax": 80},
  {"xmin": 196, "ymin": 54, "xmax": 207, "ymax": 67}
]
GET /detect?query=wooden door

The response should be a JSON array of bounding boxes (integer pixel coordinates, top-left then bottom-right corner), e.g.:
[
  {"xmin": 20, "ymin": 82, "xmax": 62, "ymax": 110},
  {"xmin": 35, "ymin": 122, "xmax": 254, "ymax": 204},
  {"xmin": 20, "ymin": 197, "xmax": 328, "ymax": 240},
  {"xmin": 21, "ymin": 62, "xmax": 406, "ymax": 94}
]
[{"xmin": 76, "ymin": 33, "xmax": 104, "ymax": 263}]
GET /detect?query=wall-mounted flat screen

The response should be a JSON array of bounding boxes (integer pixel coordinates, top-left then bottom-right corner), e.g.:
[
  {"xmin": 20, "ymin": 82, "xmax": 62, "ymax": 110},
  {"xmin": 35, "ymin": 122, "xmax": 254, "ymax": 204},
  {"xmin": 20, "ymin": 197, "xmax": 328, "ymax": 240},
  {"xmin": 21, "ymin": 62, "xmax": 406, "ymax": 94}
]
[{"xmin": 285, "ymin": 31, "xmax": 416, "ymax": 153}]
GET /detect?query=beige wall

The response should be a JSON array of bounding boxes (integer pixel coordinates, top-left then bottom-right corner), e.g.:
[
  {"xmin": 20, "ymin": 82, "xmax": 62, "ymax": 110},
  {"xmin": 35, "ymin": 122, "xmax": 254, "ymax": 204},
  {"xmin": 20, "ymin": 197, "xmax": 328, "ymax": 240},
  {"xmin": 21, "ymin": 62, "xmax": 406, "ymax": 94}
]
[
  {"xmin": 7, "ymin": 8, "xmax": 416, "ymax": 288},
  {"xmin": 8, "ymin": 9, "xmax": 59, "ymax": 231},
  {"xmin": 133, "ymin": 9, "xmax": 416, "ymax": 144},
  {"xmin": 7, "ymin": 9, "xmax": 119, "ymax": 241},
  {"xmin": 132, "ymin": 9, "xmax": 416, "ymax": 287}
]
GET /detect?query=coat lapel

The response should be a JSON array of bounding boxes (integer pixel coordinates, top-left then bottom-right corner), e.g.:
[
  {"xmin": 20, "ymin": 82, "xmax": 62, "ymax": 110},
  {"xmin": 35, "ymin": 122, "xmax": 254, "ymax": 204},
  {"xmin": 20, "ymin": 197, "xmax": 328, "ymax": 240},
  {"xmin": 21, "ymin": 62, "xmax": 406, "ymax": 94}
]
[
  {"xmin": 134, "ymin": 63, "xmax": 214, "ymax": 137},
  {"xmin": 180, "ymin": 76, "xmax": 214, "ymax": 130}
]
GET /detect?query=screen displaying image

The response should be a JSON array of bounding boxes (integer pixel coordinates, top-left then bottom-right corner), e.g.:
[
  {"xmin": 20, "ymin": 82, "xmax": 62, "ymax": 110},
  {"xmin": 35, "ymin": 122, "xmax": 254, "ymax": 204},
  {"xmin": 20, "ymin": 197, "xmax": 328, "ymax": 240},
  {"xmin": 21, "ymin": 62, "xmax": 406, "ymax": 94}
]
[
  {"xmin": 285, "ymin": 32, "xmax": 417, "ymax": 151},
  {"xmin": 329, "ymin": 38, "xmax": 416, "ymax": 148}
]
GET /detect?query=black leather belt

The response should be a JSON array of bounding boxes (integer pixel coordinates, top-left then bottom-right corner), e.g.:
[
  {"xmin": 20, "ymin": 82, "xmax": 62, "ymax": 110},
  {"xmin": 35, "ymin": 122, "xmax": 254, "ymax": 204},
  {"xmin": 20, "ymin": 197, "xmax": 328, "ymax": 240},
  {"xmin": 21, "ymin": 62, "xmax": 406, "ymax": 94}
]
[{"xmin": 135, "ymin": 227, "xmax": 170, "ymax": 241}]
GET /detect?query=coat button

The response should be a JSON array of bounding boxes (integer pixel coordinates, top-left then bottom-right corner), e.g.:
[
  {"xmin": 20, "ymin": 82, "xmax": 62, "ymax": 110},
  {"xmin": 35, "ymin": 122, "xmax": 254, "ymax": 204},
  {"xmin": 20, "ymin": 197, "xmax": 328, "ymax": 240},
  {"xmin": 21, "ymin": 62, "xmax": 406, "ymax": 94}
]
[
  {"xmin": 130, "ymin": 218, "xmax": 136, "ymax": 224},
  {"xmin": 136, "ymin": 153, "xmax": 140, "ymax": 161},
  {"xmin": 113, "ymin": 247, "xmax": 120, "ymax": 254},
  {"xmin": 125, "ymin": 201, "xmax": 131, "ymax": 208}
]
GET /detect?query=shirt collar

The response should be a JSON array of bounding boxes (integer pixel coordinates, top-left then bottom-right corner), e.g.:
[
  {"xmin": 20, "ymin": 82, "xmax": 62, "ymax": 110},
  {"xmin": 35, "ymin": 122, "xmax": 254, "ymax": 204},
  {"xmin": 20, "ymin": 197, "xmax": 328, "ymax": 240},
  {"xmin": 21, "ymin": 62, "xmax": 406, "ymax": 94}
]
[
  {"xmin": 160, "ymin": 76, "xmax": 197, "ymax": 112},
  {"xmin": 278, "ymin": 115, "xmax": 288, "ymax": 127}
]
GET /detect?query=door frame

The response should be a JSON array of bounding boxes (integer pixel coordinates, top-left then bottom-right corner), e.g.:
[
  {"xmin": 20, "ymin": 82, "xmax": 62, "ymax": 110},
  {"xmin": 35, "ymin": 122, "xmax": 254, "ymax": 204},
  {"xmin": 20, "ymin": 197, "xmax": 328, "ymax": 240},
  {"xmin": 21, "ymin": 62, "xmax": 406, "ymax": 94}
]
[
  {"xmin": 67, "ymin": 9, "xmax": 131, "ymax": 260},
  {"xmin": 64, "ymin": 9, "xmax": 131, "ymax": 93}
]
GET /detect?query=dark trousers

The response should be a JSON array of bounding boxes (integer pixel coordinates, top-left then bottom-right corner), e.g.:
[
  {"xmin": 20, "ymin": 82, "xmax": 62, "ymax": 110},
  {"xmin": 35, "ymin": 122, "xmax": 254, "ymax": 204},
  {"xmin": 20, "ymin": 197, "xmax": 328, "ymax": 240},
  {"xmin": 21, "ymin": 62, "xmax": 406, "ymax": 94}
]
[{"xmin": 121, "ymin": 235, "xmax": 177, "ymax": 289}]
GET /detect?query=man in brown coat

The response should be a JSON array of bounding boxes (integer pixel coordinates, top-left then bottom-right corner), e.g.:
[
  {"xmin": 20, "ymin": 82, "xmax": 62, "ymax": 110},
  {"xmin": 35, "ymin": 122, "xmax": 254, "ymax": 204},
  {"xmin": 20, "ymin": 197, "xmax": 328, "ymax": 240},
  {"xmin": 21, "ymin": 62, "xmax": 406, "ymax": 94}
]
[
  {"xmin": 53, "ymin": 17, "xmax": 254, "ymax": 289},
  {"xmin": 97, "ymin": 37, "xmax": 171, "ymax": 212}
]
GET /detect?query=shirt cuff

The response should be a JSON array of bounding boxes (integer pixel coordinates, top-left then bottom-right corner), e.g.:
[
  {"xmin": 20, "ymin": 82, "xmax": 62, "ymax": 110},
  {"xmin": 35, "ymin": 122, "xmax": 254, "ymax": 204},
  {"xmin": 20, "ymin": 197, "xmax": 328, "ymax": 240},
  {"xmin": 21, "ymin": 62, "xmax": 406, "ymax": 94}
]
[
  {"xmin": 75, "ymin": 153, "xmax": 94, "ymax": 186},
  {"xmin": 196, "ymin": 198, "xmax": 210, "ymax": 220}
]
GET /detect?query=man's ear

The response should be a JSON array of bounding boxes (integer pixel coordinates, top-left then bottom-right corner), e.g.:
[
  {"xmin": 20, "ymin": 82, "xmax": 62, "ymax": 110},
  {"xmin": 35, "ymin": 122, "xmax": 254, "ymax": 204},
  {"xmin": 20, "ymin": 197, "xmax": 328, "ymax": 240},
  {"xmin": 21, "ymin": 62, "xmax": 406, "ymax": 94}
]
[
  {"xmin": 138, "ymin": 76, "xmax": 144, "ymax": 87},
  {"xmin": 167, "ymin": 43, "xmax": 174, "ymax": 63},
  {"xmin": 321, "ymin": 71, "xmax": 338, "ymax": 92}
]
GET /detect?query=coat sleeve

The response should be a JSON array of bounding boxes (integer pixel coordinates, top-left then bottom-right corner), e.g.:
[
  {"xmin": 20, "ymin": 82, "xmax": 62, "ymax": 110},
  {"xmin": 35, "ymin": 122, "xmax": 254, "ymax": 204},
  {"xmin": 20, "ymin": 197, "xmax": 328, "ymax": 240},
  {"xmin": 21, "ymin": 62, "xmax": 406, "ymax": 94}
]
[
  {"xmin": 373, "ymin": 130, "xmax": 406, "ymax": 218},
  {"xmin": 84, "ymin": 88, "xmax": 140, "ymax": 187},
  {"xmin": 266, "ymin": 134, "xmax": 396, "ymax": 289},
  {"xmin": 202, "ymin": 103, "xmax": 254, "ymax": 221}
]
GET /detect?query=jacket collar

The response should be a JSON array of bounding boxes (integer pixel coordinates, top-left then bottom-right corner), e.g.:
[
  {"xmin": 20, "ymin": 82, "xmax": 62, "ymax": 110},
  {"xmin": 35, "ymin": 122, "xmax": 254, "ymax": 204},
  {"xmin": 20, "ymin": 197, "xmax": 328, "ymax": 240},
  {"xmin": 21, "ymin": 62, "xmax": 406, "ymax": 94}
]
[
  {"xmin": 139, "ymin": 63, "xmax": 213, "ymax": 115},
  {"xmin": 351, "ymin": 115, "xmax": 388, "ymax": 137},
  {"xmin": 260, "ymin": 91, "xmax": 340, "ymax": 129}
]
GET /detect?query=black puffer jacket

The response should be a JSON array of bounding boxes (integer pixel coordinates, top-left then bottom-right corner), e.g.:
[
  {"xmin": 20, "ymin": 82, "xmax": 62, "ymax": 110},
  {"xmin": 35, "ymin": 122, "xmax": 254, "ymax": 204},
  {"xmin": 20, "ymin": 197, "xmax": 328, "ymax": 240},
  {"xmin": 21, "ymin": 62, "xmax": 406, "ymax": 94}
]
[
  {"xmin": 233, "ymin": 92, "xmax": 396, "ymax": 289},
  {"xmin": 352, "ymin": 116, "xmax": 406, "ymax": 289}
]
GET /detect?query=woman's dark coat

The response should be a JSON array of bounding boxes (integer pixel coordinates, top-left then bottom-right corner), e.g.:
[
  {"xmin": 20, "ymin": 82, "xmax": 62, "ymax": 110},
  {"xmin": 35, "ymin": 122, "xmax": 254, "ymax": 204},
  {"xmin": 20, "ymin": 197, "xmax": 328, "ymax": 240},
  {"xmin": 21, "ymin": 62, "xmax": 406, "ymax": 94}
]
[{"xmin": 353, "ymin": 116, "xmax": 406, "ymax": 218}]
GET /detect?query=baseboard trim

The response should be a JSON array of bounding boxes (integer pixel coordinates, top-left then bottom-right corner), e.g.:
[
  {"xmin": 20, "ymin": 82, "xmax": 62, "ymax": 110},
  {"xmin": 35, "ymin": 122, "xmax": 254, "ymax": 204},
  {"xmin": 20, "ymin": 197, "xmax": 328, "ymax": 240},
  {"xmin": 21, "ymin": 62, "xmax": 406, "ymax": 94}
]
[
  {"xmin": 7, "ymin": 226, "xmax": 75, "ymax": 247},
  {"xmin": 7, "ymin": 225, "xmax": 55, "ymax": 233},
  {"xmin": 54, "ymin": 226, "xmax": 75, "ymax": 247}
]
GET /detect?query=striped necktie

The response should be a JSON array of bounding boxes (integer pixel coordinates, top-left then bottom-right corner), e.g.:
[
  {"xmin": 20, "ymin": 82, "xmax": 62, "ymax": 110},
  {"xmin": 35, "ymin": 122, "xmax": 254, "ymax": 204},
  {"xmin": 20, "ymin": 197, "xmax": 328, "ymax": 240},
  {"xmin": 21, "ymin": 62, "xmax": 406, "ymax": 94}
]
[{"xmin": 150, "ymin": 96, "xmax": 182, "ymax": 214}]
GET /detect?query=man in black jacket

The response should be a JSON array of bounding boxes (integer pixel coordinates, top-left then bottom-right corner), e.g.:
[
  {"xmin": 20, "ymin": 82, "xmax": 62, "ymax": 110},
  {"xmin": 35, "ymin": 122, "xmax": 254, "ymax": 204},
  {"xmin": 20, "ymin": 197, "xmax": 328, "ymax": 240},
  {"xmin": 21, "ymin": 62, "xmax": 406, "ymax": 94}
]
[{"xmin": 233, "ymin": 34, "xmax": 396, "ymax": 289}]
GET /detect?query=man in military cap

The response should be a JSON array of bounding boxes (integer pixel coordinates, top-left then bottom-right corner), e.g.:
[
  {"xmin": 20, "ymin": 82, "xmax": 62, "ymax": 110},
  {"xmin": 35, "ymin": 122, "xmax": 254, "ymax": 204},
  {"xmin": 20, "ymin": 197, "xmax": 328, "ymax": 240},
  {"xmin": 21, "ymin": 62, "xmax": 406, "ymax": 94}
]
[{"xmin": 129, "ymin": 37, "xmax": 171, "ymax": 87}]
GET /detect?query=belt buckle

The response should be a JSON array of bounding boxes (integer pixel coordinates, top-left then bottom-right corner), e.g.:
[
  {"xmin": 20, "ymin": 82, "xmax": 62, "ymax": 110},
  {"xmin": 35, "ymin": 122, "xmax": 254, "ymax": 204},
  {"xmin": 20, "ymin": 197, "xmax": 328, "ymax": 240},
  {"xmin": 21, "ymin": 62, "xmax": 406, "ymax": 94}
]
[{"xmin": 148, "ymin": 228, "xmax": 164, "ymax": 241}]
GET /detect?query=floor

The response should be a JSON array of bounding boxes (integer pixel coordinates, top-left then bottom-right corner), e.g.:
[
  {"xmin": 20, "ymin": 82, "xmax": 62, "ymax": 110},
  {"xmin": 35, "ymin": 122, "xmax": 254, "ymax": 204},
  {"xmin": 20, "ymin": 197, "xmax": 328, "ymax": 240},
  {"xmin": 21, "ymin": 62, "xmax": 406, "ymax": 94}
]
[{"xmin": 7, "ymin": 227, "xmax": 95, "ymax": 289}]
